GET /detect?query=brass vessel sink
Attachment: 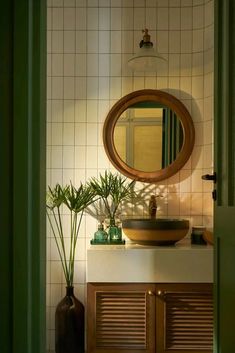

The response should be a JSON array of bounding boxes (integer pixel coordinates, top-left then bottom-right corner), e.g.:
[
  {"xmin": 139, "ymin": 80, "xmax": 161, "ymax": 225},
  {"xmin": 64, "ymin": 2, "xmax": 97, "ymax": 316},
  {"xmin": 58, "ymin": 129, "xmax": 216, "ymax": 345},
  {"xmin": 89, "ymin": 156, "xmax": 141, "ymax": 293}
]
[{"xmin": 122, "ymin": 218, "xmax": 189, "ymax": 245}]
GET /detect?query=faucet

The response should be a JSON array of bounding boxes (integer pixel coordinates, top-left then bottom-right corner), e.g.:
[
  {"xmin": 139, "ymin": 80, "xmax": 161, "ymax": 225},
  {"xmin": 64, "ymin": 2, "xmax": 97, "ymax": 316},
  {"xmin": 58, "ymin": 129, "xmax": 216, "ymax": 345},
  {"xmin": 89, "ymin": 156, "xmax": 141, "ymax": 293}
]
[{"xmin": 149, "ymin": 195, "xmax": 157, "ymax": 218}]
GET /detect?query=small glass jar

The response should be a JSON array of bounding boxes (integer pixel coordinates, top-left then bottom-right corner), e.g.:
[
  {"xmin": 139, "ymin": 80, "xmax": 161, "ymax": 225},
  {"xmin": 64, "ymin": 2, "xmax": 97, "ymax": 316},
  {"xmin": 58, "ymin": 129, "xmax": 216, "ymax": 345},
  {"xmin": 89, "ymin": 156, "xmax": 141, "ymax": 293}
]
[
  {"xmin": 191, "ymin": 226, "xmax": 207, "ymax": 245},
  {"xmin": 108, "ymin": 218, "xmax": 122, "ymax": 242},
  {"xmin": 94, "ymin": 223, "xmax": 108, "ymax": 243}
]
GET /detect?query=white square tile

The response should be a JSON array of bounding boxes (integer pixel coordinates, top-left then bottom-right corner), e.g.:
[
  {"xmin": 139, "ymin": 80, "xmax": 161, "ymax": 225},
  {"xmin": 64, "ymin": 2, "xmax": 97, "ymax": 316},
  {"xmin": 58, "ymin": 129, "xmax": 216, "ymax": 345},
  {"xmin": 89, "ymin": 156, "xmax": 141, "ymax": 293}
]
[
  {"xmin": 204, "ymin": 25, "xmax": 214, "ymax": 51},
  {"xmin": 75, "ymin": 146, "xmax": 86, "ymax": 168},
  {"xmin": 62, "ymin": 169, "xmax": 75, "ymax": 185},
  {"xmin": 74, "ymin": 169, "xmax": 86, "ymax": 184},
  {"xmin": 52, "ymin": 100, "xmax": 63, "ymax": 122},
  {"xmin": 64, "ymin": 77, "xmax": 75, "ymax": 99},
  {"xmin": 202, "ymin": 193, "xmax": 213, "ymax": 216},
  {"xmin": 51, "ymin": 261, "xmax": 62, "ymax": 283},
  {"xmin": 181, "ymin": 0, "xmax": 192, "ymax": 6},
  {"xmin": 98, "ymin": 100, "xmax": 109, "ymax": 123},
  {"xmin": 180, "ymin": 54, "xmax": 192, "ymax": 76},
  {"xmin": 75, "ymin": 77, "xmax": 87, "ymax": 99},
  {"xmin": 122, "ymin": 8, "xmax": 134, "ymax": 30},
  {"xmin": 63, "ymin": 146, "xmax": 75, "ymax": 168},
  {"xmin": 203, "ymin": 120, "xmax": 213, "ymax": 145},
  {"xmin": 179, "ymin": 193, "xmax": 191, "ymax": 215},
  {"xmin": 204, "ymin": 48, "xmax": 214, "ymax": 74},
  {"xmin": 157, "ymin": 31, "xmax": 168, "ymax": 54},
  {"xmin": 179, "ymin": 169, "xmax": 191, "ymax": 192},
  {"xmin": 122, "ymin": 76, "xmax": 133, "ymax": 95},
  {"xmin": 204, "ymin": 72, "xmax": 213, "ymax": 98},
  {"xmin": 169, "ymin": 8, "xmax": 180, "ymax": 30},
  {"xmin": 157, "ymin": 8, "xmax": 169, "ymax": 31},
  {"xmin": 192, "ymin": 98, "xmax": 203, "ymax": 122},
  {"xmin": 194, "ymin": 122, "xmax": 203, "ymax": 146},
  {"xmin": 205, "ymin": 0, "xmax": 214, "ymax": 27},
  {"xmin": 75, "ymin": 8, "xmax": 87, "ymax": 30},
  {"xmin": 192, "ymin": 169, "xmax": 203, "ymax": 193},
  {"xmin": 111, "ymin": 31, "xmax": 121, "ymax": 53},
  {"xmin": 52, "ymin": 8, "xmax": 63, "ymax": 30},
  {"xmin": 51, "ymin": 53, "xmax": 63, "ymax": 76},
  {"xmin": 134, "ymin": 0, "xmax": 145, "ymax": 6},
  {"xmin": 192, "ymin": 52, "xmax": 203, "ymax": 76},
  {"xmin": 47, "ymin": 54, "xmax": 52, "ymax": 77},
  {"xmin": 193, "ymin": 5, "xmax": 204, "ymax": 29},
  {"xmin": 192, "ymin": 76, "xmax": 204, "ymax": 99},
  {"xmin": 64, "ymin": 54, "xmax": 75, "ymax": 76},
  {"xmin": 50, "ymin": 284, "xmax": 62, "ymax": 306},
  {"xmin": 99, "ymin": 8, "xmax": 110, "ymax": 30},
  {"xmin": 169, "ymin": 0, "xmax": 180, "ymax": 6},
  {"xmin": 64, "ymin": 100, "xmax": 75, "ymax": 122},
  {"xmin": 51, "ymin": 146, "xmax": 63, "ymax": 168},
  {"xmin": 146, "ymin": 8, "xmax": 157, "ymax": 30},
  {"xmin": 52, "ymin": 0, "xmax": 63, "ymax": 6},
  {"xmin": 169, "ymin": 31, "xmax": 180, "ymax": 53},
  {"xmin": 157, "ymin": 76, "xmax": 168, "ymax": 90},
  {"xmin": 47, "ymin": 8, "xmax": 52, "ymax": 30},
  {"xmin": 169, "ymin": 54, "xmax": 180, "ymax": 76},
  {"xmin": 111, "ymin": 0, "xmax": 121, "ymax": 6},
  {"xmin": 52, "ymin": 31, "xmax": 63, "ymax": 53},
  {"xmin": 202, "ymin": 143, "xmax": 212, "ymax": 170},
  {"xmin": 76, "ymin": 31, "xmax": 87, "ymax": 53},
  {"xmin": 88, "ymin": 0, "xmax": 98, "ymax": 6},
  {"xmin": 87, "ymin": 31, "xmax": 99, "ymax": 53},
  {"xmin": 64, "ymin": 8, "xmax": 76, "ymax": 30},
  {"xmin": 99, "ymin": 31, "xmax": 110, "ymax": 53},
  {"xmin": 168, "ymin": 77, "xmax": 180, "ymax": 92},
  {"xmin": 181, "ymin": 31, "xmax": 192, "ymax": 53},
  {"xmin": 47, "ymin": 123, "xmax": 52, "ymax": 145},
  {"xmin": 204, "ymin": 96, "xmax": 213, "ymax": 122},
  {"xmin": 191, "ymin": 193, "xmax": 203, "ymax": 215},
  {"xmin": 181, "ymin": 7, "xmax": 192, "ymax": 30},
  {"xmin": 64, "ymin": 0, "xmax": 76, "ymax": 6},
  {"xmin": 98, "ymin": 77, "xmax": 110, "ymax": 99},
  {"xmin": 87, "ymin": 77, "xmax": 99, "ymax": 99},
  {"xmin": 64, "ymin": 31, "xmax": 76, "ymax": 53},
  {"xmin": 121, "ymin": 54, "xmax": 133, "ymax": 77},
  {"xmin": 122, "ymin": 31, "xmax": 133, "ymax": 54},
  {"xmin": 146, "ymin": 0, "xmax": 157, "ymax": 6},
  {"xmin": 63, "ymin": 123, "xmax": 75, "ymax": 145},
  {"xmin": 47, "ymin": 77, "xmax": 52, "ymax": 99},
  {"xmin": 122, "ymin": 0, "xmax": 133, "ymax": 7},
  {"xmin": 87, "ymin": 54, "xmax": 99, "ymax": 76},
  {"xmin": 87, "ymin": 123, "xmax": 98, "ymax": 145},
  {"xmin": 75, "ymin": 123, "xmax": 86, "ymax": 145},
  {"xmin": 193, "ymin": 29, "xmax": 203, "ymax": 52},
  {"xmin": 98, "ymin": 146, "xmax": 110, "ymax": 168},
  {"xmin": 133, "ymin": 77, "xmax": 145, "ymax": 90},
  {"xmin": 99, "ymin": 54, "xmax": 110, "ymax": 76},
  {"xmin": 99, "ymin": 0, "xmax": 111, "ymax": 5},
  {"xmin": 134, "ymin": 8, "xmax": 145, "ymax": 30},
  {"xmin": 75, "ymin": 100, "xmax": 86, "ymax": 122},
  {"xmin": 87, "ymin": 100, "xmax": 98, "ymax": 122},
  {"xmin": 180, "ymin": 77, "xmax": 192, "ymax": 98},
  {"xmin": 110, "ymin": 54, "xmax": 121, "ymax": 76},
  {"xmin": 51, "ymin": 123, "xmax": 63, "ymax": 145},
  {"xmin": 50, "ymin": 169, "xmax": 63, "ymax": 186},
  {"xmin": 52, "ymin": 77, "xmax": 63, "ymax": 99},
  {"xmin": 47, "ymin": 31, "xmax": 52, "ymax": 53},
  {"xmin": 110, "ymin": 77, "xmax": 121, "ymax": 99},
  {"xmin": 76, "ymin": 0, "xmax": 86, "ymax": 5},
  {"xmin": 86, "ymin": 146, "xmax": 98, "ymax": 168},
  {"xmin": 145, "ymin": 77, "xmax": 157, "ymax": 89},
  {"xmin": 87, "ymin": 8, "xmax": 98, "ymax": 30},
  {"xmin": 75, "ymin": 54, "xmax": 86, "ymax": 76},
  {"xmin": 191, "ymin": 145, "xmax": 203, "ymax": 169},
  {"xmin": 111, "ymin": 8, "xmax": 121, "ymax": 30},
  {"xmin": 167, "ymin": 193, "xmax": 180, "ymax": 216},
  {"xmin": 47, "ymin": 99, "xmax": 52, "ymax": 123}
]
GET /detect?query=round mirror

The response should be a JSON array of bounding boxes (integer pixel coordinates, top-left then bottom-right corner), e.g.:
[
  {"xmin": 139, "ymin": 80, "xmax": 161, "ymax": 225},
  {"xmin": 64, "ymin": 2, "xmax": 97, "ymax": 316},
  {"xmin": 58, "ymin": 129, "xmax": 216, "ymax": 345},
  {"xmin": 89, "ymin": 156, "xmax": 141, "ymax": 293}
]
[{"xmin": 103, "ymin": 89, "xmax": 195, "ymax": 182}]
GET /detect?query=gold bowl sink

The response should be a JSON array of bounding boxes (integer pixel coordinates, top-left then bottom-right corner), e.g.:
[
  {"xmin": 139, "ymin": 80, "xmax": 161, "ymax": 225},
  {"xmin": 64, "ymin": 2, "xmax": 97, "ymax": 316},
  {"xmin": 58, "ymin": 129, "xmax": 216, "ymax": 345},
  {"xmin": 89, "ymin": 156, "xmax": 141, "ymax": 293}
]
[{"xmin": 122, "ymin": 218, "xmax": 190, "ymax": 246}]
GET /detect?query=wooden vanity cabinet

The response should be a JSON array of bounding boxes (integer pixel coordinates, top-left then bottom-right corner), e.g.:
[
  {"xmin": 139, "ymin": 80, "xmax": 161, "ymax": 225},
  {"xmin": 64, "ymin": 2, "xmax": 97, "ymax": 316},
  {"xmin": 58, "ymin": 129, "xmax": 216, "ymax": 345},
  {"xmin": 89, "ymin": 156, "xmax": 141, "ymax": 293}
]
[{"xmin": 87, "ymin": 283, "xmax": 213, "ymax": 353}]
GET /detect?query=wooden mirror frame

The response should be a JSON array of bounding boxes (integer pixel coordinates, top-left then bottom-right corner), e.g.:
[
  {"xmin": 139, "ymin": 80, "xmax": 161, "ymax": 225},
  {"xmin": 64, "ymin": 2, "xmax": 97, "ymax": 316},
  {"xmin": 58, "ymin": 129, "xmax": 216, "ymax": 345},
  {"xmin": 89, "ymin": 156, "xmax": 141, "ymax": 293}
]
[{"xmin": 103, "ymin": 89, "xmax": 195, "ymax": 182}]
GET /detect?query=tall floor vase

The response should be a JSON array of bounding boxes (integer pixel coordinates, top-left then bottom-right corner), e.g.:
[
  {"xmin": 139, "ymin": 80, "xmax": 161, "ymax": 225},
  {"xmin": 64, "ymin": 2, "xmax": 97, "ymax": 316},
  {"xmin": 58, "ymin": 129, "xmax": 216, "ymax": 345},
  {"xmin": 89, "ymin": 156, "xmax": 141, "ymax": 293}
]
[{"xmin": 55, "ymin": 286, "xmax": 84, "ymax": 353}]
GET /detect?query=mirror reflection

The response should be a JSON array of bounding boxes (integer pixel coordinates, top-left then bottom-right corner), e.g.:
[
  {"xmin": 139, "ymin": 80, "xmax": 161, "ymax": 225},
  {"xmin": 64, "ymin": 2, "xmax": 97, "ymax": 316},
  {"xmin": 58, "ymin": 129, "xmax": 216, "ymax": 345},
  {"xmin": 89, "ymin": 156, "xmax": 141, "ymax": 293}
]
[{"xmin": 114, "ymin": 102, "xmax": 184, "ymax": 172}]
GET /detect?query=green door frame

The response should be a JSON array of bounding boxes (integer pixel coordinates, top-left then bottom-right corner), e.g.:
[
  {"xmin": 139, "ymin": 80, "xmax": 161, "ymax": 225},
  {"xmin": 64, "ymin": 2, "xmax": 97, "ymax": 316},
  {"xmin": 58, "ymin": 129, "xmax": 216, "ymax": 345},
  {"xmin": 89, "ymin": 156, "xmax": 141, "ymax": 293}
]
[{"xmin": 0, "ymin": 0, "xmax": 46, "ymax": 352}]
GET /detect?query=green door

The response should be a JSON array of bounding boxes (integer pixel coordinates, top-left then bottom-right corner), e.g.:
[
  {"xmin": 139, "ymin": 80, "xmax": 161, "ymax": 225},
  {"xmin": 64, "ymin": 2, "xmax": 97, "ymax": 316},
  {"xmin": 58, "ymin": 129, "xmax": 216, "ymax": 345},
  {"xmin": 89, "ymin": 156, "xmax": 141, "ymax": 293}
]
[{"xmin": 214, "ymin": 1, "xmax": 235, "ymax": 351}]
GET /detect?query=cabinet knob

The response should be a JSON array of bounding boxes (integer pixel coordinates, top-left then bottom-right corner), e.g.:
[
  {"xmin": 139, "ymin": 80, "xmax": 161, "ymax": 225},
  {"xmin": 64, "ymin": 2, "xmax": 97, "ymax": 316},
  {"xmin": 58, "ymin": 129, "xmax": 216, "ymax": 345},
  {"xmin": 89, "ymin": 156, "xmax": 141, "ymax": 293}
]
[
  {"xmin": 147, "ymin": 290, "xmax": 155, "ymax": 296},
  {"xmin": 157, "ymin": 290, "xmax": 164, "ymax": 297}
]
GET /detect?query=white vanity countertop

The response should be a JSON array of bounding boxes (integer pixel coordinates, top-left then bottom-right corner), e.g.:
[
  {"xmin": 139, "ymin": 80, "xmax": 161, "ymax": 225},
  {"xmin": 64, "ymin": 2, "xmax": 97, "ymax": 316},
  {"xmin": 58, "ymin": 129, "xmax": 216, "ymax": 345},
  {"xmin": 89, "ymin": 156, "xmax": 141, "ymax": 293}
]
[{"xmin": 86, "ymin": 240, "xmax": 213, "ymax": 283}]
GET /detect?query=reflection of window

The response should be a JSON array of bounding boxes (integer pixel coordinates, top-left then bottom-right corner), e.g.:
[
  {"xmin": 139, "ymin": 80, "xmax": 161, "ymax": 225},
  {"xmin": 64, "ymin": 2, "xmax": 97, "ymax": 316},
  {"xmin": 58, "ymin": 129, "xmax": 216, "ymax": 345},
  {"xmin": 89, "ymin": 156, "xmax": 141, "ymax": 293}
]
[
  {"xmin": 114, "ymin": 108, "xmax": 163, "ymax": 172},
  {"xmin": 114, "ymin": 104, "xmax": 183, "ymax": 172}
]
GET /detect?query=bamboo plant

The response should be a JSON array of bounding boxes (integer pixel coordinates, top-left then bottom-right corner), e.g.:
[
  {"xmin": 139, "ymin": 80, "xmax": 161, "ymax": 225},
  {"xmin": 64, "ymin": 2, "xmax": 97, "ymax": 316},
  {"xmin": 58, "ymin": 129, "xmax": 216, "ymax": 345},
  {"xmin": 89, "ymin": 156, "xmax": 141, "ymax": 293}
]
[
  {"xmin": 88, "ymin": 171, "xmax": 135, "ymax": 225},
  {"xmin": 46, "ymin": 183, "xmax": 96, "ymax": 287}
]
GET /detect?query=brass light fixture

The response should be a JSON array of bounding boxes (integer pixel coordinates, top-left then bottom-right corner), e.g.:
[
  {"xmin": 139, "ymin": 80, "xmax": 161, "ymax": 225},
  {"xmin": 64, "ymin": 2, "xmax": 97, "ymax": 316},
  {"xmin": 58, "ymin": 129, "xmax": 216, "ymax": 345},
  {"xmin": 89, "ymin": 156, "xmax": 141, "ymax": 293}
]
[{"xmin": 128, "ymin": 28, "xmax": 166, "ymax": 72}]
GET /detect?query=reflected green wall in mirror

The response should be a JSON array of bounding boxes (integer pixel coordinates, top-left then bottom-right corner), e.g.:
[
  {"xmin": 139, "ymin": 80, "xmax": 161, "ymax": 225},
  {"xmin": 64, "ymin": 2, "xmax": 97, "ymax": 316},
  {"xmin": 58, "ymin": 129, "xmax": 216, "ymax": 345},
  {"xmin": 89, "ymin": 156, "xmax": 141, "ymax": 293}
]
[{"xmin": 113, "ymin": 102, "xmax": 183, "ymax": 173}]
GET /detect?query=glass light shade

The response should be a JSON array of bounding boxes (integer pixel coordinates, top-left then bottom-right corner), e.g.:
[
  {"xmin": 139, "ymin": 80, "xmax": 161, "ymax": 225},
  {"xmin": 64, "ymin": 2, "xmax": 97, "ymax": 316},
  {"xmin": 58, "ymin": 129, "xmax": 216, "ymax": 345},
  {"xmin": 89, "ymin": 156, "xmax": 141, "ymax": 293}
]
[{"xmin": 128, "ymin": 44, "xmax": 166, "ymax": 72}]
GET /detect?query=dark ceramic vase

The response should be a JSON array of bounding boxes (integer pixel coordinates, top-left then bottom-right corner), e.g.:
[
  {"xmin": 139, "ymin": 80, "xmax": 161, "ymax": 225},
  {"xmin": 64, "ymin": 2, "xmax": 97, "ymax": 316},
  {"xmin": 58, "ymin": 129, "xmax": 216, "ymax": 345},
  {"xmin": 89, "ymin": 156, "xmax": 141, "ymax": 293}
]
[{"xmin": 55, "ymin": 286, "xmax": 84, "ymax": 353}]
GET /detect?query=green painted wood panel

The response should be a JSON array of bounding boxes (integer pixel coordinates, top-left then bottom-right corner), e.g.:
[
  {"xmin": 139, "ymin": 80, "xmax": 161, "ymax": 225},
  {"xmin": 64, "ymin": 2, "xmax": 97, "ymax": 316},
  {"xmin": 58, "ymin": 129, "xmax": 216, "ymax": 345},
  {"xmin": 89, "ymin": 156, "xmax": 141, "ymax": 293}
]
[
  {"xmin": 214, "ymin": 0, "xmax": 235, "ymax": 351},
  {"xmin": 0, "ymin": 0, "xmax": 46, "ymax": 352}
]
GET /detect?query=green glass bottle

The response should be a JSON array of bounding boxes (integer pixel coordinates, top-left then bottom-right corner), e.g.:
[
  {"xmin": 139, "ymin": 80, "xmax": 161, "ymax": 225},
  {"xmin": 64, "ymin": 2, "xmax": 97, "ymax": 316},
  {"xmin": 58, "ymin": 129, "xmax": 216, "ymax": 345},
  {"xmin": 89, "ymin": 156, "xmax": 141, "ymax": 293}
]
[
  {"xmin": 94, "ymin": 223, "xmax": 108, "ymax": 243},
  {"xmin": 108, "ymin": 218, "xmax": 122, "ymax": 242}
]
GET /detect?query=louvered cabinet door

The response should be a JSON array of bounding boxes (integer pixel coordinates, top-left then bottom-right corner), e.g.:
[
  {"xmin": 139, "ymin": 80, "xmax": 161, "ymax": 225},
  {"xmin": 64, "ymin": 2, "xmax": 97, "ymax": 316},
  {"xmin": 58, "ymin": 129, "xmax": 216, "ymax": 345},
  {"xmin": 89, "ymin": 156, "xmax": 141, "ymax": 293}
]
[
  {"xmin": 156, "ymin": 283, "xmax": 213, "ymax": 353},
  {"xmin": 87, "ymin": 283, "xmax": 156, "ymax": 353}
]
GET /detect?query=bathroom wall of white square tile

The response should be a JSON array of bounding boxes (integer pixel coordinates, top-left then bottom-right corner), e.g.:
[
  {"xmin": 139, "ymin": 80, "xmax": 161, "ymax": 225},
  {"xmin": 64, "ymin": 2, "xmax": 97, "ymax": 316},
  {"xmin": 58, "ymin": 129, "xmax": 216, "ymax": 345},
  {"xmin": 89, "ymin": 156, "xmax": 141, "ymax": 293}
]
[{"xmin": 46, "ymin": 0, "xmax": 214, "ymax": 351}]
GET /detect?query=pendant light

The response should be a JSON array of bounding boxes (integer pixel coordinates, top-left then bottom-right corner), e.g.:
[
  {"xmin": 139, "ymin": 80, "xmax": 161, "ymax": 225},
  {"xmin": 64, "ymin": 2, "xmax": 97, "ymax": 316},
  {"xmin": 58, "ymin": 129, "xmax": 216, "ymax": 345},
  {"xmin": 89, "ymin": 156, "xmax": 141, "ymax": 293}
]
[{"xmin": 128, "ymin": 28, "xmax": 166, "ymax": 72}]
